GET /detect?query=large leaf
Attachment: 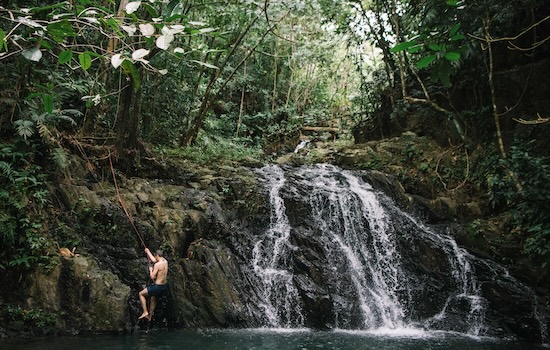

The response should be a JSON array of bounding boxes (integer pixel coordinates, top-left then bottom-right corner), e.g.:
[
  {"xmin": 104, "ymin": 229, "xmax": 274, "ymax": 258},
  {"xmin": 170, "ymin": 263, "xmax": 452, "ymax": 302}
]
[
  {"xmin": 164, "ymin": 0, "xmax": 183, "ymax": 18},
  {"xmin": 111, "ymin": 53, "xmax": 125, "ymax": 68},
  {"xmin": 139, "ymin": 23, "xmax": 155, "ymax": 37},
  {"xmin": 444, "ymin": 52, "xmax": 461, "ymax": 61},
  {"xmin": 132, "ymin": 48, "xmax": 150, "ymax": 63},
  {"xmin": 416, "ymin": 54, "xmax": 437, "ymax": 69},
  {"xmin": 79, "ymin": 52, "xmax": 92, "ymax": 71},
  {"xmin": 141, "ymin": 3, "xmax": 158, "ymax": 18},
  {"xmin": 58, "ymin": 49, "xmax": 73, "ymax": 64},
  {"xmin": 156, "ymin": 34, "xmax": 174, "ymax": 50},
  {"xmin": 390, "ymin": 40, "xmax": 417, "ymax": 53},
  {"xmin": 450, "ymin": 34, "xmax": 465, "ymax": 41},
  {"xmin": 22, "ymin": 48, "xmax": 42, "ymax": 62},
  {"xmin": 43, "ymin": 94, "xmax": 54, "ymax": 114},
  {"xmin": 125, "ymin": 1, "xmax": 141, "ymax": 14},
  {"xmin": 449, "ymin": 23, "xmax": 461, "ymax": 37}
]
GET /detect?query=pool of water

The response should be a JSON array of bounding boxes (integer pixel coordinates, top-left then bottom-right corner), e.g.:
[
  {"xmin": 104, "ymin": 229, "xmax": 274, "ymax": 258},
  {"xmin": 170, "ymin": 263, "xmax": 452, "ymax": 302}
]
[{"xmin": 0, "ymin": 328, "xmax": 547, "ymax": 350}]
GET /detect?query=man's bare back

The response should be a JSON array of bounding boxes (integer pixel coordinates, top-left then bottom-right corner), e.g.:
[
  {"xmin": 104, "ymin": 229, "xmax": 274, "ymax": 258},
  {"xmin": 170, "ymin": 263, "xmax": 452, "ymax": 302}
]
[{"xmin": 152, "ymin": 257, "xmax": 168, "ymax": 285}]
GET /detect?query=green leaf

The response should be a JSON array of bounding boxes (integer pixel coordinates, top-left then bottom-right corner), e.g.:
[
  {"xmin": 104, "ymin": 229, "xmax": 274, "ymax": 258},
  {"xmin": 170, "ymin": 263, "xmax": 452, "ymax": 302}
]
[
  {"xmin": 416, "ymin": 54, "xmax": 437, "ymax": 69},
  {"xmin": 408, "ymin": 45, "xmax": 422, "ymax": 54},
  {"xmin": 0, "ymin": 29, "xmax": 7, "ymax": 51},
  {"xmin": 447, "ymin": 0, "xmax": 458, "ymax": 6},
  {"xmin": 444, "ymin": 52, "xmax": 461, "ymax": 61},
  {"xmin": 390, "ymin": 40, "xmax": 417, "ymax": 53},
  {"xmin": 40, "ymin": 41, "xmax": 53, "ymax": 49},
  {"xmin": 142, "ymin": 3, "xmax": 158, "ymax": 17},
  {"xmin": 189, "ymin": 60, "xmax": 219, "ymax": 70},
  {"xmin": 78, "ymin": 52, "xmax": 92, "ymax": 71},
  {"xmin": 449, "ymin": 23, "xmax": 461, "ymax": 37},
  {"xmin": 428, "ymin": 43, "xmax": 441, "ymax": 52},
  {"xmin": 450, "ymin": 34, "xmax": 465, "ymax": 41},
  {"xmin": 58, "ymin": 50, "xmax": 73, "ymax": 64},
  {"xmin": 47, "ymin": 20, "xmax": 76, "ymax": 43},
  {"xmin": 43, "ymin": 94, "xmax": 54, "ymax": 114},
  {"xmin": 164, "ymin": 0, "xmax": 183, "ymax": 18}
]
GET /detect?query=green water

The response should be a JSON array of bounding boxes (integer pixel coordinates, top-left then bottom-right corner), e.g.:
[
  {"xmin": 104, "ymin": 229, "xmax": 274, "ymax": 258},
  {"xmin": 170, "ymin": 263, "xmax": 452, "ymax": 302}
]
[{"xmin": 0, "ymin": 328, "xmax": 547, "ymax": 350}]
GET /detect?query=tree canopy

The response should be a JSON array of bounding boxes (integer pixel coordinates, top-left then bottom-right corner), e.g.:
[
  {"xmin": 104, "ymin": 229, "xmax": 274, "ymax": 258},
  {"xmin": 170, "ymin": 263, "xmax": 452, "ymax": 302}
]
[{"xmin": 0, "ymin": 0, "xmax": 549, "ymax": 269}]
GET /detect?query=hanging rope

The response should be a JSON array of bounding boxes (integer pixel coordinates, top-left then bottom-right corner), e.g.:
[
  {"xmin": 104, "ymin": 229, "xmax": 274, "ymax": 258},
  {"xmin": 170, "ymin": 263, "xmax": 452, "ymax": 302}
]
[{"xmin": 108, "ymin": 152, "xmax": 147, "ymax": 249}]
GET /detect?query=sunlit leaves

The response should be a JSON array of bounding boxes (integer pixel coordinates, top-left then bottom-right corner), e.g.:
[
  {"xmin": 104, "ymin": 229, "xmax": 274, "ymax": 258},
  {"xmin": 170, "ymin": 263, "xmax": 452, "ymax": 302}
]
[
  {"xmin": 132, "ymin": 48, "xmax": 150, "ymax": 63},
  {"xmin": 125, "ymin": 1, "xmax": 142, "ymax": 15},
  {"xmin": 121, "ymin": 24, "xmax": 137, "ymax": 36},
  {"xmin": 57, "ymin": 50, "xmax": 72, "ymax": 64},
  {"xmin": 156, "ymin": 35, "xmax": 173, "ymax": 50},
  {"xmin": 111, "ymin": 53, "xmax": 125, "ymax": 68},
  {"xmin": 139, "ymin": 23, "xmax": 155, "ymax": 37},
  {"xmin": 78, "ymin": 52, "xmax": 92, "ymax": 70}
]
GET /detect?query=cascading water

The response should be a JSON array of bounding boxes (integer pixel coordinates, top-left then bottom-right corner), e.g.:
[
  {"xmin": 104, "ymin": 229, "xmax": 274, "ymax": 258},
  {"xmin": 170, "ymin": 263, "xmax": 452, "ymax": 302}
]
[
  {"xmin": 251, "ymin": 164, "xmax": 493, "ymax": 334},
  {"xmin": 252, "ymin": 165, "xmax": 305, "ymax": 327},
  {"xmin": 294, "ymin": 164, "xmax": 407, "ymax": 330}
]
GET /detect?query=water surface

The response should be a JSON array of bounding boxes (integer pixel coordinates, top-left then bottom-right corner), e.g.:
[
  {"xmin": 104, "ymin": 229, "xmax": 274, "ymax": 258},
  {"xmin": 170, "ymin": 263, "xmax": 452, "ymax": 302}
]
[{"xmin": 1, "ymin": 328, "xmax": 546, "ymax": 350}]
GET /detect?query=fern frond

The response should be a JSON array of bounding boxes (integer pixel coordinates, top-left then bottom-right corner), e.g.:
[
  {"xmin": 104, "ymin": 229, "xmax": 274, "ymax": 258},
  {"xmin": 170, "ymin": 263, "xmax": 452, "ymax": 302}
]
[
  {"xmin": 37, "ymin": 122, "xmax": 53, "ymax": 143},
  {"xmin": 59, "ymin": 109, "xmax": 83, "ymax": 117},
  {"xmin": 0, "ymin": 161, "xmax": 15, "ymax": 182},
  {"xmin": 54, "ymin": 113, "xmax": 78, "ymax": 125},
  {"xmin": 51, "ymin": 147, "xmax": 69, "ymax": 169},
  {"xmin": 14, "ymin": 119, "xmax": 35, "ymax": 140},
  {"xmin": 32, "ymin": 112, "xmax": 47, "ymax": 124}
]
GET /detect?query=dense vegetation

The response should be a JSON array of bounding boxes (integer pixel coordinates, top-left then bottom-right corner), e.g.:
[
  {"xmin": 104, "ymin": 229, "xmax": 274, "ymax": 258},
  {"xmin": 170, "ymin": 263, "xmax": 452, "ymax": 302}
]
[{"xmin": 0, "ymin": 0, "xmax": 548, "ymax": 283}]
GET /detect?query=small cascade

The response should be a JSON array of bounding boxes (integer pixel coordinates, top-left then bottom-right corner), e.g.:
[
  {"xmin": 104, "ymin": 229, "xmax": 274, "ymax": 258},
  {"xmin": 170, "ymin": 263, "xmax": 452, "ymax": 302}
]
[
  {"xmin": 252, "ymin": 165, "xmax": 305, "ymax": 327},
  {"xmin": 294, "ymin": 140, "xmax": 310, "ymax": 153},
  {"xmin": 250, "ymin": 164, "xmax": 546, "ymax": 340},
  {"xmin": 399, "ymin": 212, "xmax": 487, "ymax": 335},
  {"xmin": 294, "ymin": 164, "xmax": 406, "ymax": 329}
]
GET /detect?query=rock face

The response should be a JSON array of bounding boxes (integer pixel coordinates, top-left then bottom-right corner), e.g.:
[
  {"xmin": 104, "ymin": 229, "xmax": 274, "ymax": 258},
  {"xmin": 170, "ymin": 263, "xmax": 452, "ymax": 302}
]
[
  {"xmin": 1, "ymin": 159, "xmax": 548, "ymax": 343},
  {"xmin": 13, "ymin": 256, "xmax": 131, "ymax": 335}
]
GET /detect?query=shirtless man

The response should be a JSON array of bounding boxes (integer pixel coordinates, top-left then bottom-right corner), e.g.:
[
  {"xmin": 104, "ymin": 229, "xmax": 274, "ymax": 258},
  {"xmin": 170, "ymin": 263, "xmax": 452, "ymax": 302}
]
[{"xmin": 138, "ymin": 248, "xmax": 168, "ymax": 321}]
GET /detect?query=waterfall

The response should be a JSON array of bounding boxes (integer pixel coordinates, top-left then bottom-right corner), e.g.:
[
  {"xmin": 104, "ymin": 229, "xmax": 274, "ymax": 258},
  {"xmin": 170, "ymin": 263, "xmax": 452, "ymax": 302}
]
[
  {"xmin": 250, "ymin": 164, "xmax": 545, "ymax": 339},
  {"xmin": 252, "ymin": 165, "xmax": 305, "ymax": 327},
  {"xmin": 294, "ymin": 164, "xmax": 406, "ymax": 329}
]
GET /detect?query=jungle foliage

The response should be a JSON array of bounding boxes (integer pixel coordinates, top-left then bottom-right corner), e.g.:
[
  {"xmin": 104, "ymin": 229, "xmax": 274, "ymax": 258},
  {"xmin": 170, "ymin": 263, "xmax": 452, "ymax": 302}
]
[{"xmin": 0, "ymin": 0, "xmax": 549, "ymax": 270}]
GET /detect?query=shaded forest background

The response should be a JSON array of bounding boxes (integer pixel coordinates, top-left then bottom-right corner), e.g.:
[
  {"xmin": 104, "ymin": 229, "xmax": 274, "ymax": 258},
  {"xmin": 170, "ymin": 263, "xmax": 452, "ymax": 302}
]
[{"xmin": 0, "ymin": 0, "xmax": 549, "ymax": 303}]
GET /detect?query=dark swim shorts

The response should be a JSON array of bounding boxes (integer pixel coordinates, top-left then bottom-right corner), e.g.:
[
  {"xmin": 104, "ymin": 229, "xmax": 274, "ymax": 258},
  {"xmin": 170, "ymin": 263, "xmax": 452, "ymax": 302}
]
[{"xmin": 147, "ymin": 283, "xmax": 168, "ymax": 297}]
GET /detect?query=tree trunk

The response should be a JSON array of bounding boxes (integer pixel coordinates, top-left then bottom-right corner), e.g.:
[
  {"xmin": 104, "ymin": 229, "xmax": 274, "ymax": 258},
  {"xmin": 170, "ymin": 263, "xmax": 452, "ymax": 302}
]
[{"xmin": 115, "ymin": 70, "xmax": 142, "ymax": 152}]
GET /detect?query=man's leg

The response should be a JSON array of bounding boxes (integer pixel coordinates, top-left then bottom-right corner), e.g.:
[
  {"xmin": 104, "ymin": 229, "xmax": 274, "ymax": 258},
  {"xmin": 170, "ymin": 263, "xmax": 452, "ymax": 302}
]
[
  {"xmin": 138, "ymin": 287, "xmax": 149, "ymax": 319},
  {"xmin": 148, "ymin": 296, "xmax": 156, "ymax": 321}
]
